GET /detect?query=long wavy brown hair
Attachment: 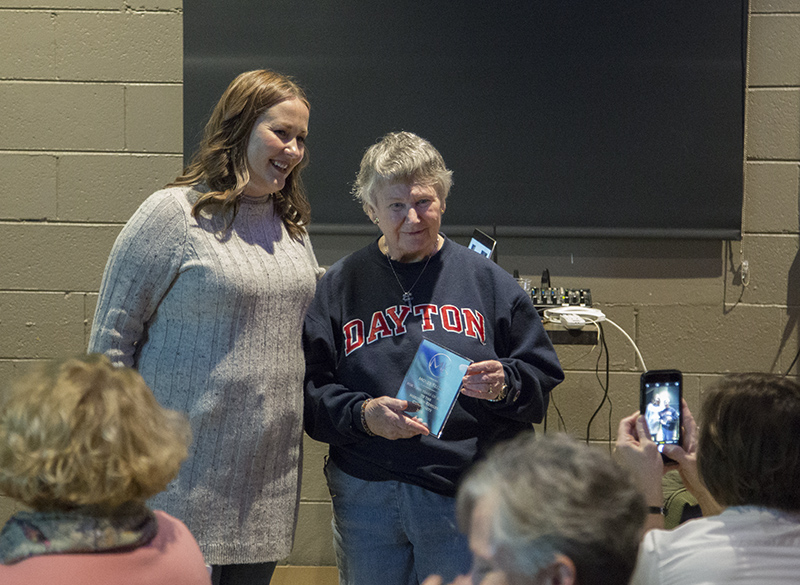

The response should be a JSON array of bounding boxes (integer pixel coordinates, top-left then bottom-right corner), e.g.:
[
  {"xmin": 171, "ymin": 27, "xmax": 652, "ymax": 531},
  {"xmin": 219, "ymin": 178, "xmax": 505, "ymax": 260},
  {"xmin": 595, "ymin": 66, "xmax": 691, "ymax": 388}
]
[{"xmin": 169, "ymin": 69, "xmax": 311, "ymax": 239}]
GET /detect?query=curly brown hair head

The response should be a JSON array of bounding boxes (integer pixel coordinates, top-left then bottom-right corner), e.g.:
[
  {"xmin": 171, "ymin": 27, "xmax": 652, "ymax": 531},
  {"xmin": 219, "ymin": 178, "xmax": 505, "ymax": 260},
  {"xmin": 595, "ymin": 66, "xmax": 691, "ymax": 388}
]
[
  {"xmin": 698, "ymin": 373, "xmax": 800, "ymax": 511},
  {"xmin": 0, "ymin": 354, "xmax": 190, "ymax": 512},
  {"xmin": 171, "ymin": 69, "xmax": 311, "ymax": 239}
]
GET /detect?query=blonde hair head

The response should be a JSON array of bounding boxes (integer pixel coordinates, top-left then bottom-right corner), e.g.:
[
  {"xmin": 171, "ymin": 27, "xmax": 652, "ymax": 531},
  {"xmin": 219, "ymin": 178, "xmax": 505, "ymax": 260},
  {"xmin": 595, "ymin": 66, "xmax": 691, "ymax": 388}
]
[{"xmin": 0, "ymin": 354, "xmax": 190, "ymax": 511}]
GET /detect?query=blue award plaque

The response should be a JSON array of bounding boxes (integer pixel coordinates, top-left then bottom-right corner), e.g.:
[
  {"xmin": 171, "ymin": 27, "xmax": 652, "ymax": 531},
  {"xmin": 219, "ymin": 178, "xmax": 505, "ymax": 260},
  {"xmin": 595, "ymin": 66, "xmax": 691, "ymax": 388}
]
[{"xmin": 396, "ymin": 339, "xmax": 473, "ymax": 438}]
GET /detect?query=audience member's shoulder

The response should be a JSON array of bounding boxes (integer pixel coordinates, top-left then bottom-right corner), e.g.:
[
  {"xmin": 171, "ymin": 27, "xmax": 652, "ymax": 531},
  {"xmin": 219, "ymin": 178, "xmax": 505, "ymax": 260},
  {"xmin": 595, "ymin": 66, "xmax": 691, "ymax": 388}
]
[
  {"xmin": 645, "ymin": 510, "xmax": 739, "ymax": 550},
  {"xmin": 151, "ymin": 510, "xmax": 193, "ymax": 542}
]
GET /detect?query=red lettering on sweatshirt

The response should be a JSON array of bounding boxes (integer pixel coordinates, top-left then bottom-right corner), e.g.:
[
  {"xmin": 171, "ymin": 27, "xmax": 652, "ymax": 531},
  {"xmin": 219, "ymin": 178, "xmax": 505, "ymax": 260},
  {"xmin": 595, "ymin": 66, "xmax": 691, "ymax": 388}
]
[
  {"xmin": 462, "ymin": 309, "xmax": 485, "ymax": 343},
  {"xmin": 440, "ymin": 305, "xmax": 463, "ymax": 333},
  {"xmin": 386, "ymin": 305, "xmax": 412, "ymax": 335},
  {"xmin": 413, "ymin": 304, "xmax": 439, "ymax": 331},
  {"xmin": 343, "ymin": 319, "xmax": 365, "ymax": 355},
  {"xmin": 366, "ymin": 311, "xmax": 393, "ymax": 344},
  {"xmin": 343, "ymin": 304, "xmax": 486, "ymax": 356}
]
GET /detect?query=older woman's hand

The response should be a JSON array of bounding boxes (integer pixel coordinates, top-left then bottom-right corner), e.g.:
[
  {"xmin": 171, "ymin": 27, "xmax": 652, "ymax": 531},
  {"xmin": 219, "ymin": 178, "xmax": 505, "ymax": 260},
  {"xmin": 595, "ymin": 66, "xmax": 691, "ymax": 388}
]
[
  {"xmin": 460, "ymin": 360, "xmax": 506, "ymax": 401},
  {"xmin": 364, "ymin": 396, "xmax": 430, "ymax": 440}
]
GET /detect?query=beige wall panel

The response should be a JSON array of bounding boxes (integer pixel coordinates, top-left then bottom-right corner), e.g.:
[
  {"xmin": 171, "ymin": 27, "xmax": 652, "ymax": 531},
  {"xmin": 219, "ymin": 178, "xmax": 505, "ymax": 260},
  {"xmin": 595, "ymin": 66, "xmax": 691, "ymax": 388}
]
[
  {"xmin": 749, "ymin": 15, "xmax": 800, "ymax": 87},
  {"xmin": 0, "ymin": 292, "xmax": 86, "ymax": 358},
  {"xmin": 751, "ymin": 0, "xmax": 800, "ymax": 13},
  {"xmin": 534, "ymin": 370, "xmax": 640, "ymax": 442},
  {"xmin": 0, "ymin": 1, "xmax": 181, "ymax": 7},
  {"xmin": 300, "ymin": 434, "xmax": 331, "ymax": 502},
  {"xmin": 0, "ymin": 224, "xmax": 121, "ymax": 291},
  {"xmin": 0, "ymin": 359, "xmax": 48, "ymax": 381},
  {"xmin": 125, "ymin": 84, "xmax": 182, "ymax": 152},
  {"xmin": 723, "ymin": 234, "xmax": 799, "ymax": 305},
  {"xmin": 638, "ymin": 304, "xmax": 784, "ymax": 373},
  {"xmin": 286, "ymin": 501, "xmax": 335, "ymax": 566},
  {"xmin": 581, "ymin": 272, "xmax": 723, "ymax": 307},
  {"xmin": 0, "ymin": 1, "xmax": 127, "ymax": 7},
  {"xmin": 0, "ymin": 82, "xmax": 124, "ymax": 150},
  {"xmin": 745, "ymin": 161, "xmax": 800, "ymax": 233},
  {"xmin": 130, "ymin": 0, "xmax": 182, "ymax": 9},
  {"xmin": 1, "ymin": 153, "xmax": 57, "ymax": 219},
  {"xmin": 55, "ymin": 12, "xmax": 181, "ymax": 82},
  {"xmin": 0, "ymin": 11, "xmax": 55, "ymax": 79},
  {"xmin": 677, "ymin": 373, "xmax": 703, "ymax": 414},
  {"xmin": 58, "ymin": 153, "xmax": 182, "ymax": 221},
  {"xmin": 746, "ymin": 88, "xmax": 800, "ymax": 160}
]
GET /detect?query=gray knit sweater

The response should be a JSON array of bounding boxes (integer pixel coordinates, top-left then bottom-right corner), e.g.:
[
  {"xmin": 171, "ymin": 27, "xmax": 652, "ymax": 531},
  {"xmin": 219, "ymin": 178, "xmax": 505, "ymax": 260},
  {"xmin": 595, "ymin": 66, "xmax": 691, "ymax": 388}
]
[{"xmin": 88, "ymin": 185, "xmax": 322, "ymax": 565}]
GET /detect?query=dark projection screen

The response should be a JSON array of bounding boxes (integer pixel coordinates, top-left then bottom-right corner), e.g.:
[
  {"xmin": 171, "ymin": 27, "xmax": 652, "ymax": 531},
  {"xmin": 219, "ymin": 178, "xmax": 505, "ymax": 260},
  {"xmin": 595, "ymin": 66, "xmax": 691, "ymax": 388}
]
[{"xmin": 185, "ymin": 1, "xmax": 746, "ymax": 239}]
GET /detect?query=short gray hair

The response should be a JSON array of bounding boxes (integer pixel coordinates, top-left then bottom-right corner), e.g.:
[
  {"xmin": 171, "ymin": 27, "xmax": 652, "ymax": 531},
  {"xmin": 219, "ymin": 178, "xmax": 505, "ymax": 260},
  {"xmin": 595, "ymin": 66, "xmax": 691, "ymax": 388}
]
[
  {"xmin": 457, "ymin": 433, "xmax": 645, "ymax": 585},
  {"xmin": 352, "ymin": 131, "xmax": 453, "ymax": 214}
]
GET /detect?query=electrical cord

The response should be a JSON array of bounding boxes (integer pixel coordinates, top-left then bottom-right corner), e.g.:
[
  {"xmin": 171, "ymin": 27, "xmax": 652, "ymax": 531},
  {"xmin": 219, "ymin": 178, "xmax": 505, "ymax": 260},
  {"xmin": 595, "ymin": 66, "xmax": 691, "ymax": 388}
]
[
  {"xmin": 585, "ymin": 322, "xmax": 612, "ymax": 449},
  {"xmin": 547, "ymin": 392, "xmax": 568, "ymax": 433},
  {"xmin": 542, "ymin": 306, "xmax": 645, "ymax": 448},
  {"xmin": 542, "ymin": 306, "xmax": 647, "ymax": 372},
  {"xmin": 784, "ymin": 346, "xmax": 800, "ymax": 377}
]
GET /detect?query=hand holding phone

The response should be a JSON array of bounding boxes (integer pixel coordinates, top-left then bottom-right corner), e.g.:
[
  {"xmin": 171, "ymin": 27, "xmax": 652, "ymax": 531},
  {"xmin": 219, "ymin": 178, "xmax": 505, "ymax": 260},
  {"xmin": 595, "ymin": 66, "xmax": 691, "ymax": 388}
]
[{"xmin": 640, "ymin": 369, "xmax": 683, "ymax": 462}]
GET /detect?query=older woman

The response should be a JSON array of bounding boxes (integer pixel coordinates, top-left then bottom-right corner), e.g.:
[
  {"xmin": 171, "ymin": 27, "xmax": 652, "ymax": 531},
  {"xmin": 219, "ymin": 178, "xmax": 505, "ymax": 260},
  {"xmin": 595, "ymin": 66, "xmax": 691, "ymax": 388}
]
[
  {"xmin": 89, "ymin": 70, "xmax": 323, "ymax": 585},
  {"xmin": 0, "ymin": 354, "xmax": 210, "ymax": 585},
  {"xmin": 303, "ymin": 131, "xmax": 564, "ymax": 585}
]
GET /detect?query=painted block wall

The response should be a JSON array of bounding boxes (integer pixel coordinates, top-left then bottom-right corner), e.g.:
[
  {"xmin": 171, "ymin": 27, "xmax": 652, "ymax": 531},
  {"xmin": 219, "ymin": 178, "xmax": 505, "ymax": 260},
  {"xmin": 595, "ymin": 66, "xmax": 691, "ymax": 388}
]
[{"xmin": 1, "ymin": 0, "xmax": 799, "ymax": 571}]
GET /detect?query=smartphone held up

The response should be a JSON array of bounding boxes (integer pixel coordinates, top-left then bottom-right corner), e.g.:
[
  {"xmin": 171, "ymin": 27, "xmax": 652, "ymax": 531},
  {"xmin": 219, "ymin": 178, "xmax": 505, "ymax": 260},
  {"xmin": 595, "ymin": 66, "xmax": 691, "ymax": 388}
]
[{"xmin": 640, "ymin": 369, "xmax": 682, "ymax": 462}]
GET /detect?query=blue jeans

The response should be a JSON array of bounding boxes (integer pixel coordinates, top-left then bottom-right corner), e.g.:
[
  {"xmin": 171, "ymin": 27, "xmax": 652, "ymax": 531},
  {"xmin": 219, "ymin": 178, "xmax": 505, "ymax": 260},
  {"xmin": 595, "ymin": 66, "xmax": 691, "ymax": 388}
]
[{"xmin": 325, "ymin": 459, "xmax": 471, "ymax": 585}]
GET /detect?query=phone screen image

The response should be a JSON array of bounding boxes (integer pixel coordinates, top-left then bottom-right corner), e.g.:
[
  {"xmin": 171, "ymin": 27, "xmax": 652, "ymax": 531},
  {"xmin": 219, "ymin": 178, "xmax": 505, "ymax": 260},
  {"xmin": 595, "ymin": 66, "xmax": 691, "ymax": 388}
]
[
  {"xmin": 468, "ymin": 229, "xmax": 496, "ymax": 259},
  {"xmin": 641, "ymin": 372, "xmax": 682, "ymax": 453}
]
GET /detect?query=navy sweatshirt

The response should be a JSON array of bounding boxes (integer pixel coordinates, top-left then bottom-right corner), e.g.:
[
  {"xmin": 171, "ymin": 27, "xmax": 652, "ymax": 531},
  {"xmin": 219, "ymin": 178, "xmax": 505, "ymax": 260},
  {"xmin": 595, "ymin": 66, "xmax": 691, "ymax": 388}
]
[{"xmin": 303, "ymin": 236, "xmax": 564, "ymax": 496}]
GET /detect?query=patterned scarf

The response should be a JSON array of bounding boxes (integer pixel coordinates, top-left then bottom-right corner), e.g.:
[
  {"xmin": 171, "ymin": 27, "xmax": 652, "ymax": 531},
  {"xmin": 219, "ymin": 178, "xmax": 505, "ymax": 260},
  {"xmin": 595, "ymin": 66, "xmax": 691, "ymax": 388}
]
[{"xmin": 0, "ymin": 502, "xmax": 158, "ymax": 565}]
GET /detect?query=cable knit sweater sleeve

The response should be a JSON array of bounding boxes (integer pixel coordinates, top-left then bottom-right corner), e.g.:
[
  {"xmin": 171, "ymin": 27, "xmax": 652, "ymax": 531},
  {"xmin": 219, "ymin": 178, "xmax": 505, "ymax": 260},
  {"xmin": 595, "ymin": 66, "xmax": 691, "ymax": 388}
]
[{"xmin": 88, "ymin": 189, "xmax": 187, "ymax": 366}]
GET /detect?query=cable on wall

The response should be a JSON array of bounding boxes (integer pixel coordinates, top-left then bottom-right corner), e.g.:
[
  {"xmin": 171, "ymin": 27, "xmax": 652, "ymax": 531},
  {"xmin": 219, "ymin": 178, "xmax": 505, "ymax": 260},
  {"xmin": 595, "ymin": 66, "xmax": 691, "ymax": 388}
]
[
  {"xmin": 542, "ymin": 307, "xmax": 648, "ymax": 372},
  {"xmin": 739, "ymin": 1, "xmax": 752, "ymax": 287}
]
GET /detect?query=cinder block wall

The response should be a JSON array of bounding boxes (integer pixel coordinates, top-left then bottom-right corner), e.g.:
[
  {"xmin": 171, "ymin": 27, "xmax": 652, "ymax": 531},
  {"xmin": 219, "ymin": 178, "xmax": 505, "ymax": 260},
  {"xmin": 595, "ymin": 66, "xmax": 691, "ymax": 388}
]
[
  {"xmin": 1, "ymin": 0, "xmax": 798, "ymax": 572},
  {"xmin": 0, "ymin": 0, "xmax": 183, "ymax": 527}
]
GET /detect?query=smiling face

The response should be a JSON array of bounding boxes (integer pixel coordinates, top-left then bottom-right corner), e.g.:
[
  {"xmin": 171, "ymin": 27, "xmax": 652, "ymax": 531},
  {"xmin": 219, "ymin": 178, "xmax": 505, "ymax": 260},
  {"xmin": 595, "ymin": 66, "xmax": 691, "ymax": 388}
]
[
  {"xmin": 244, "ymin": 97, "xmax": 309, "ymax": 198},
  {"xmin": 370, "ymin": 181, "xmax": 444, "ymax": 263}
]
